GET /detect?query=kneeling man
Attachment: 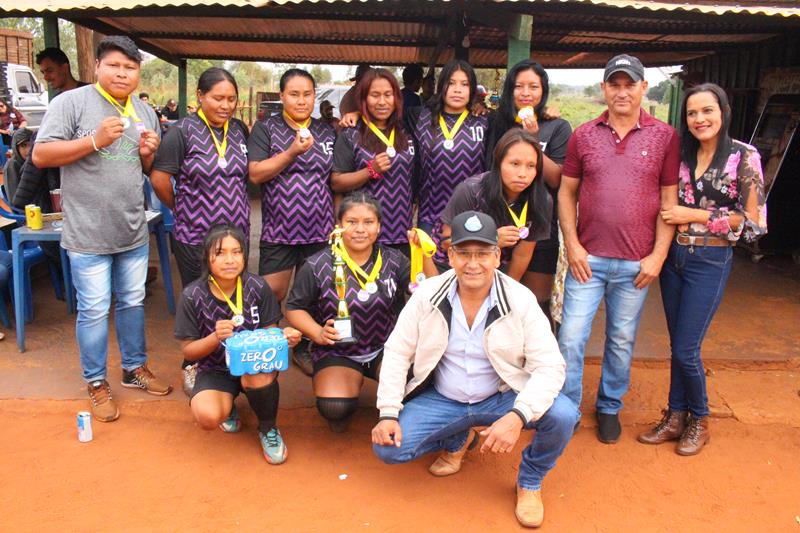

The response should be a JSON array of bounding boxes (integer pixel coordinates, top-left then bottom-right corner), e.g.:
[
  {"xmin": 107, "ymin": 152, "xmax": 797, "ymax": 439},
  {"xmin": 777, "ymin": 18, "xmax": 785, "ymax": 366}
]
[{"xmin": 372, "ymin": 211, "xmax": 577, "ymax": 528}]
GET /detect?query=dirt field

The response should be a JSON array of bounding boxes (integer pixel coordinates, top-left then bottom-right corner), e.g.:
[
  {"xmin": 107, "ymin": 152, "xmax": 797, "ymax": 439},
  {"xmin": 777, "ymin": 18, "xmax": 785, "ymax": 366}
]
[{"xmin": 2, "ymin": 363, "xmax": 798, "ymax": 533}]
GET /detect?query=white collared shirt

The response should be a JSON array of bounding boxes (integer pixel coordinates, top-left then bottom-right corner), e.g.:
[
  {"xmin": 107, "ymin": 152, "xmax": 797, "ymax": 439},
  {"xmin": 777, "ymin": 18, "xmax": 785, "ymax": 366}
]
[{"xmin": 434, "ymin": 281, "xmax": 501, "ymax": 404}]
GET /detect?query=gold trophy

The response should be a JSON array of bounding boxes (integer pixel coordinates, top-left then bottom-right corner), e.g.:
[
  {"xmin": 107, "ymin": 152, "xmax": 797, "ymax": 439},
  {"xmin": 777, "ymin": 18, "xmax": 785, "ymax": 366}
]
[{"xmin": 330, "ymin": 226, "xmax": 357, "ymax": 345}]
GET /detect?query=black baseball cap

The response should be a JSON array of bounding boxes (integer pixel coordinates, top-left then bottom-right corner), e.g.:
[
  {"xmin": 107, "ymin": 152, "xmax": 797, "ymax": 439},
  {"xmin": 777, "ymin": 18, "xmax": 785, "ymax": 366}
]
[
  {"xmin": 603, "ymin": 54, "xmax": 645, "ymax": 82},
  {"xmin": 450, "ymin": 211, "xmax": 498, "ymax": 246}
]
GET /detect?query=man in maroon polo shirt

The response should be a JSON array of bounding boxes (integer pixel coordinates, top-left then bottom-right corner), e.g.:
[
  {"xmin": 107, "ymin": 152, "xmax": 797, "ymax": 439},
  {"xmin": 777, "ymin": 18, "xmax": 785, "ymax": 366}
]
[{"xmin": 557, "ymin": 54, "xmax": 679, "ymax": 444}]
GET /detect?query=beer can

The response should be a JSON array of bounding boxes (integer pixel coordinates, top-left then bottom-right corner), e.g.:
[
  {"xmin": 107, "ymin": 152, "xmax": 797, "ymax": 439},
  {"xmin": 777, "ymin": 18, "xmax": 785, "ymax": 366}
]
[
  {"xmin": 77, "ymin": 411, "xmax": 93, "ymax": 442},
  {"xmin": 25, "ymin": 204, "xmax": 43, "ymax": 230}
]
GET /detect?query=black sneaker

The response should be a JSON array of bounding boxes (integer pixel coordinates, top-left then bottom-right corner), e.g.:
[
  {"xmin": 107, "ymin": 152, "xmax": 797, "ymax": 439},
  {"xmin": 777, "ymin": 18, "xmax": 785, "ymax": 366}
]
[{"xmin": 596, "ymin": 412, "xmax": 621, "ymax": 444}]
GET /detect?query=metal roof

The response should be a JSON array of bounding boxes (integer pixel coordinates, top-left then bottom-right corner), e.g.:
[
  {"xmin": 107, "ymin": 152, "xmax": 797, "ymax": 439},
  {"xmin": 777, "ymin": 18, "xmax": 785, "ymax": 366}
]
[{"xmin": 1, "ymin": 0, "xmax": 798, "ymax": 67}]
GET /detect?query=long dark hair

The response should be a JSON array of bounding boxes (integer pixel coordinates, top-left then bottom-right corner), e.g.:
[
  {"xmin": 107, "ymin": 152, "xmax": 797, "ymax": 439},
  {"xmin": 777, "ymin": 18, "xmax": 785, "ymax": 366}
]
[
  {"xmin": 356, "ymin": 68, "xmax": 409, "ymax": 154},
  {"xmin": 486, "ymin": 60, "xmax": 550, "ymax": 162},
  {"xmin": 479, "ymin": 129, "xmax": 549, "ymax": 232},
  {"xmin": 679, "ymin": 82, "xmax": 733, "ymax": 171},
  {"xmin": 428, "ymin": 60, "xmax": 477, "ymax": 129},
  {"xmin": 200, "ymin": 224, "xmax": 249, "ymax": 281}
]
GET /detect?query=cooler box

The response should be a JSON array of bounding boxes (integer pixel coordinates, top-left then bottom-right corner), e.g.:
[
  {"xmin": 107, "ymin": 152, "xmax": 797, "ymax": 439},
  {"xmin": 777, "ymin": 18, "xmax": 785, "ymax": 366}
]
[{"xmin": 225, "ymin": 328, "xmax": 289, "ymax": 376}]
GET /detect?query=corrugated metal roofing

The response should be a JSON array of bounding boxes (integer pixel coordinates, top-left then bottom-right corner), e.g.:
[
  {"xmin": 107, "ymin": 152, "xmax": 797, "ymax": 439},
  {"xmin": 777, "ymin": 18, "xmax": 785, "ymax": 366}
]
[
  {"xmin": 3, "ymin": 0, "xmax": 799, "ymax": 17},
  {"xmin": 1, "ymin": 0, "xmax": 798, "ymax": 67}
]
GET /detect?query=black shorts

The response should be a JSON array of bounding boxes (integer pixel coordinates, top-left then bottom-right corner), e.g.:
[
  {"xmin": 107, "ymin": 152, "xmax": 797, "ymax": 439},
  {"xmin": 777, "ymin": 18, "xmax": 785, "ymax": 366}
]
[
  {"xmin": 259, "ymin": 241, "xmax": 327, "ymax": 276},
  {"xmin": 190, "ymin": 368, "xmax": 242, "ymax": 400},
  {"xmin": 312, "ymin": 351, "xmax": 383, "ymax": 381},
  {"xmin": 527, "ymin": 245, "xmax": 559, "ymax": 275},
  {"xmin": 172, "ymin": 238, "xmax": 204, "ymax": 288}
]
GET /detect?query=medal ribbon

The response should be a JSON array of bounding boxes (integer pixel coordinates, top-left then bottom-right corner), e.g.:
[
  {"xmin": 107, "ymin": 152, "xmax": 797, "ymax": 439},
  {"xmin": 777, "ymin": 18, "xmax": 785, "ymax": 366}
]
[
  {"xmin": 410, "ymin": 228, "xmax": 437, "ymax": 283},
  {"xmin": 507, "ymin": 201, "xmax": 529, "ymax": 229},
  {"xmin": 283, "ymin": 112, "xmax": 311, "ymax": 131},
  {"xmin": 335, "ymin": 242, "xmax": 382, "ymax": 291},
  {"xmin": 439, "ymin": 111, "xmax": 469, "ymax": 142},
  {"xmin": 197, "ymin": 108, "xmax": 229, "ymax": 162},
  {"xmin": 362, "ymin": 117, "xmax": 395, "ymax": 152},
  {"xmin": 94, "ymin": 82, "xmax": 141, "ymax": 124},
  {"xmin": 209, "ymin": 275, "xmax": 243, "ymax": 317}
]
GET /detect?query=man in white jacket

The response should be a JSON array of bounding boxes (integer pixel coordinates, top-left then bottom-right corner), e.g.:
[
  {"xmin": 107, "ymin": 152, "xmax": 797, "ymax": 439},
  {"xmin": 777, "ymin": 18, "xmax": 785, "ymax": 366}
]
[{"xmin": 372, "ymin": 211, "xmax": 578, "ymax": 528}]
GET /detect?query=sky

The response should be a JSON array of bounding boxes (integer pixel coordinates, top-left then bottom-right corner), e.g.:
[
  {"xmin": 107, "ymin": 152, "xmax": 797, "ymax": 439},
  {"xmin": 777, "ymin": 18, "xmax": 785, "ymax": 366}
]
[{"xmin": 310, "ymin": 64, "xmax": 681, "ymax": 87}]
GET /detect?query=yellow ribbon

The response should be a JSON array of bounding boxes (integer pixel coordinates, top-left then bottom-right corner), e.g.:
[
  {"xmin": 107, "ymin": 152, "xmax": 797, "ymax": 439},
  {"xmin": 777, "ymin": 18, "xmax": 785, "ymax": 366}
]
[
  {"xmin": 362, "ymin": 117, "xmax": 395, "ymax": 152},
  {"xmin": 197, "ymin": 108, "xmax": 229, "ymax": 162},
  {"xmin": 94, "ymin": 82, "xmax": 141, "ymax": 125},
  {"xmin": 335, "ymin": 242, "xmax": 383, "ymax": 291},
  {"xmin": 409, "ymin": 228, "xmax": 437, "ymax": 285},
  {"xmin": 283, "ymin": 111, "xmax": 311, "ymax": 131},
  {"xmin": 439, "ymin": 110, "xmax": 469, "ymax": 142},
  {"xmin": 507, "ymin": 201, "xmax": 529, "ymax": 229},
  {"xmin": 209, "ymin": 275, "xmax": 243, "ymax": 317}
]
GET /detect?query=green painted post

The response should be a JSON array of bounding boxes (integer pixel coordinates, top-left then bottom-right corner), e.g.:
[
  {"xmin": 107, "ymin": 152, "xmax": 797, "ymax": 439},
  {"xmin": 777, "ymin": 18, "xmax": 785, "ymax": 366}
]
[
  {"xmin": 667, "ymin": 77, "xmax": 683, "ymax": 128},
  {"xmin": 507, "ymin": 15, "xmax": 532, "ymax": 70},
  {"xmin": 42, "ymin": 16, "xmax": 60, "ymax": 49},
  {"xmin": 178, "ymin": 59, "xmax": 187, "ymax": 118},
  {"xmin": 42, "ymin": 17, "xmax": 60, "ymax": 100}
]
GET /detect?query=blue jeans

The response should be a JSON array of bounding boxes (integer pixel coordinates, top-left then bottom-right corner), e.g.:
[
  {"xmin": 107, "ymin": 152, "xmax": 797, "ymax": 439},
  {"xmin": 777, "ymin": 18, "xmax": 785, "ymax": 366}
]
[
  {"xmin": 559, "ymin": 255, "xmax": 649, "ymax": 414},
  {"xmin": 660, "ymin": 242, "xmax": 732, "ymax": 418},
  {"xmin": 373, "ymin": 388, "xmax": 578, "ymax": 490},
  {"xmin": 68, "ymin": 243, "xmax": 149, "ymax": 382}
]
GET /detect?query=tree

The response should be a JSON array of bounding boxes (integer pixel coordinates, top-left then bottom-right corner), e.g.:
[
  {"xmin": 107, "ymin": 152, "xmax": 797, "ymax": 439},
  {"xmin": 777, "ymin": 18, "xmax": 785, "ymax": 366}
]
[
  {"xmin": 310, "ymin": 64, "xmax": 332, "ymax": 85},
  {"xmin": 583, "ymin": 84, "xmax": 601, "ymax": 99},
  {"xmin": 647, "ymin": 79, "xmax": 672, "ymax": 103}
]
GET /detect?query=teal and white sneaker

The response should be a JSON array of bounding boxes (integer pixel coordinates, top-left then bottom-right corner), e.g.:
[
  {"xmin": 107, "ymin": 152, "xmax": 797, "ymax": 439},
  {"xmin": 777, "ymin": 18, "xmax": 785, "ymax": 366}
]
[
  {"xmin": 219, "ymin": 406, "xmax": 241, "ymax": 433},
  {"xmin": 259, "ymin": 427, "xmax": 288, "ymax": 465}
]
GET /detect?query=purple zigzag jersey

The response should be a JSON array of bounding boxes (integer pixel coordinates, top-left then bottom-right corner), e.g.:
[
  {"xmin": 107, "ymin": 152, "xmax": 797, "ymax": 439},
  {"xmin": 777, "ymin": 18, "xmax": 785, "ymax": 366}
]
[
  {"xmin": 173, "ymin": 114, "xmax": 250, "ymax": 245},
  {"xmin": 415, "ymin": 108, "xmax": 487, "ymax": 226},
  {"xmin": 182, "ymin": 273, "xmax": 274, "ymax": 373},
  {"xmin": 306, "ymin": 246, "xmax": 407, "ymax": 361},
  {"xmin": 342, "ymin": 127, "xmax": 415, "ymax": 244},
  {"xmin": 257, "ymin": 116, "xmax": 335, "ymax": 244}
]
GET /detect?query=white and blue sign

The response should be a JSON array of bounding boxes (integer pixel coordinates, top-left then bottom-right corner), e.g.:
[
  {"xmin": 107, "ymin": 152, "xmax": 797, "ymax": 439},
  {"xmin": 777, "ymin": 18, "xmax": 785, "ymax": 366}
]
[{"xmin": 225, "ymin": 328, "xmax": 289, "ymax": 376}]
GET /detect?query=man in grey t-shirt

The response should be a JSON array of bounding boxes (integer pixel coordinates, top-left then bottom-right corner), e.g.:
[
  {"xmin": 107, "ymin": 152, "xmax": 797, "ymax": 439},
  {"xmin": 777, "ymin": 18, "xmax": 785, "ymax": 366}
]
[{"xmin": 34, "ymin": 36, "xmax": 173, "ymax": 422}]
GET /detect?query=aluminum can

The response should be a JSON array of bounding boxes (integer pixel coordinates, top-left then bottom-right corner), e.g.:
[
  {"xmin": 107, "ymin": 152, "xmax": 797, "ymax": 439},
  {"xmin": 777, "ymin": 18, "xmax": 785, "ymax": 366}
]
[
  {"xmin": 25, "ymin": 204, "xmax": 43, "ymax": 230},
  {"xmin": 77, "ymin": 411, "xmax": 93, "ymax": 442}
]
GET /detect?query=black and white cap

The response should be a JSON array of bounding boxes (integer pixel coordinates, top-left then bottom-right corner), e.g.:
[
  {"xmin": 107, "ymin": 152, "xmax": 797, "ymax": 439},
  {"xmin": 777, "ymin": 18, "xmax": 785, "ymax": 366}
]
[
  {"xmin": 603, "ymin": 54, "xmax": 645, "ymax": 82},
  {"xmin": 450, "ymin": 211, "xmax": 498, "ymax": 246}
]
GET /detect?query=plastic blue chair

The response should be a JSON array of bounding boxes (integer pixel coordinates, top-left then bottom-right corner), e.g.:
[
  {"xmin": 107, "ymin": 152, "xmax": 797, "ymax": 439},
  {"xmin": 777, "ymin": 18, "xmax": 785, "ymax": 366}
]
[{"xmin": 0, "ymin": 203, "xmax": 64, "ymax": 323}]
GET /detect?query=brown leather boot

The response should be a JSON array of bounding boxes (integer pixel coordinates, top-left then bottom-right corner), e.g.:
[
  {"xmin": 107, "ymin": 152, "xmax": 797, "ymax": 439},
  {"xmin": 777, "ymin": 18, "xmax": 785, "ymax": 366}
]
[
  {"xmin": 515, "ymin": 486, "xmax": 544, "ymax": 528},
  {"xmin": 638, "ymin": 409, "xmax": 687, "ymax": 445},
  {"xmin": 676, "ymin": 415, "xmax": 710, "ymax": 456},
  {"xmin": 428, "ymin": 429, "xmax": 479, "ymax": 476}
]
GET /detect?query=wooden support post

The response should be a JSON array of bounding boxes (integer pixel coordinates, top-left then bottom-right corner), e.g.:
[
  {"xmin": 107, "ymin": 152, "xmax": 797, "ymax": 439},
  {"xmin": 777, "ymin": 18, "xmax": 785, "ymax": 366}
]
[
  {"xmin": 75, "ymin": 24, "xmax": 96, "ymax": 84},
  {"xmin": 178, "ymin": 59, "xmax": 188, "ymax": 118},
  {"xmin": 454, "ymin": 12, "xmax": 469, "ymax": 62},
  {"xmin": 507, "ymin": 14, "xmax": 532, "ymax": 70}
]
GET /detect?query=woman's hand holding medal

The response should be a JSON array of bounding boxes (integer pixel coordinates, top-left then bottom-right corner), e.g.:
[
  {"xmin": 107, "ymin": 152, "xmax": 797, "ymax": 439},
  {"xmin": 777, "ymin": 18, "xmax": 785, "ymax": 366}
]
[
  {"xmin": 497, "ymin": 225, "xmax": 522, "ymax": 248},
  {"xmin": 289, "ymin": 130, "xmax": 315, "ymax": 156},
  {"xmin": 372, "ymin": 152, "xmax": 392, "ymax": 174},
  {"xmin": 214, "ymin": 319, "xmax": 236, "ymax": 342}
]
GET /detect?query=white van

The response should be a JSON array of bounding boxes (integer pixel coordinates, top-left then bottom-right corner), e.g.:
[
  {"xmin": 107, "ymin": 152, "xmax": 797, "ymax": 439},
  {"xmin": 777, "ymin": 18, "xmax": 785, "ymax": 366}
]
[{"xmin": 1, "ymin": 62, "xmax": 49, "ymax": 129}]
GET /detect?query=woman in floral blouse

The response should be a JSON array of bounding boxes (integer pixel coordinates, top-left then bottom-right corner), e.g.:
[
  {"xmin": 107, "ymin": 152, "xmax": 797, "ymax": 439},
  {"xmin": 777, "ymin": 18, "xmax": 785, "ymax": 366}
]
[{"xmin": 638, "ymin": 83, "xmax": 766, "ymax": 456}]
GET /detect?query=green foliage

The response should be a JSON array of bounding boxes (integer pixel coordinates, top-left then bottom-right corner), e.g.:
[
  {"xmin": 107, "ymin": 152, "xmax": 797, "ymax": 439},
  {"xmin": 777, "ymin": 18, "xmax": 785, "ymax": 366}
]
[
  {"xmin": 647, "ymin": 79, "xmax": 672, "ymax": 103},
  {"xmin": 583, "ymin": 84, "xmax": 601, "ymax": 99},
  {"xmin": 309, "ymin": 64, "xmax": 332, "ymax": 85},
  {"xmin": 550, "ymin": 95, "xmax": 669, "ymax": 129}
]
